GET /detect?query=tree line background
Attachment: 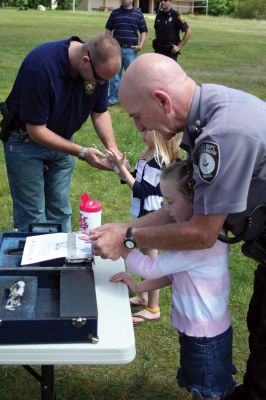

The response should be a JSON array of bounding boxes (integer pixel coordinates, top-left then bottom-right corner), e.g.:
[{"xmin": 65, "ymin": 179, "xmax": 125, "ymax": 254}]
[{"xmin": 1, "ymin": 0, "xmax": 266, "ymax": 19}]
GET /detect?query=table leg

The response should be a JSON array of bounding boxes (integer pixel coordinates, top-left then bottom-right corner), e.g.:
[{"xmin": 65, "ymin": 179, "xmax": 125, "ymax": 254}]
[
  {"xmin": 22, "ymin": 365, "xmax": 56, "ymax": 400},
  {"xmin": 41, "ymin": 365, "xmax": 55, "ymax": 400}
]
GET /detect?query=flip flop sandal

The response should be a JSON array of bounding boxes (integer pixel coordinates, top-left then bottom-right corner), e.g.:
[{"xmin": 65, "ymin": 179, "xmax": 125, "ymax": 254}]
[{"xmin": 132, "ymin": 314, "xmax": 161, "ymax": 325}]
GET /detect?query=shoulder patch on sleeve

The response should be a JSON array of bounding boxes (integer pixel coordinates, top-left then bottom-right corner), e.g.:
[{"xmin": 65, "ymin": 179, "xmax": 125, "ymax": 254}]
[
  {"xmin": 178, "ymin": 15, "xmax": 186, "ymax": 23},
  {"xmin": 197, "ymin": 141, "xmax": 220, "ymax": 183}
]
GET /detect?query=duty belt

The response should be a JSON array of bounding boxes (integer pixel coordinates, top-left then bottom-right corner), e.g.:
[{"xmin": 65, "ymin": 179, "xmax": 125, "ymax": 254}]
[{"xmin": 153, "ymin": 39, "xmax": 179, "ymax": 52}]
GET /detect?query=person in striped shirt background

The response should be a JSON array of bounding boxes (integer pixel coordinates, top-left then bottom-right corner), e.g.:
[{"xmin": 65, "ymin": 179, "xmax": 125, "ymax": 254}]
[
  {"xmin": 105, "ymin": 0, "xmax": 147, "ymax": 106},
  {"xmin": 111, "ymin": 159, "xmax": 236, "ymax": 400}
]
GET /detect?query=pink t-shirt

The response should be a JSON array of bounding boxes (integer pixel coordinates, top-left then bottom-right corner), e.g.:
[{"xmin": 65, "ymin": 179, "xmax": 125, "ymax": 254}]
[{"xmin": 126, "ymin": 239, "xmax": 231, "ymax": 338}]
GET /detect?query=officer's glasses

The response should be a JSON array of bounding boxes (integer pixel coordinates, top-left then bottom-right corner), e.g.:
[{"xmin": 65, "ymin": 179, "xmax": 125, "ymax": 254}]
[{"xmin": 87, "ymin": 50, "xmax": 107, "ymax": 83}]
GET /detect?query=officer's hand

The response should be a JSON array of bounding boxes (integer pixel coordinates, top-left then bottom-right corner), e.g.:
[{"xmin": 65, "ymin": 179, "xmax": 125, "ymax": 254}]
[
  {"xmin": 89, "ymin": 224, "xmax": 128, "ymax": 260},
  {"xmin": 84, "ymin": 147, "xmax": 113, "ymax": 170},
  {"xmin": 171, "ymin": 44, "xmax": 181, "ymax": 55}
]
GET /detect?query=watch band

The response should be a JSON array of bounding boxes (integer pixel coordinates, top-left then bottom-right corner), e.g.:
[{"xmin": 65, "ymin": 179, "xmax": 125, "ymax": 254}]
[
  {"xmin": 123, "ymin": 227, "xmax": 137, "ymax": 249},
  {"xmin": 78, "ymin": 146, "xmax": 87, "ymax": 161},
  {"xmin": 125, "ymin": 227, "xmax": 133, "ymax": 239}
]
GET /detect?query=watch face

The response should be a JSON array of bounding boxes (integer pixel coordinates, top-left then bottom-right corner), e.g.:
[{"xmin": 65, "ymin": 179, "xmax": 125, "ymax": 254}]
[{"xmin": 125, "ymin": 239, "xmax": 135, "ymax": 249}]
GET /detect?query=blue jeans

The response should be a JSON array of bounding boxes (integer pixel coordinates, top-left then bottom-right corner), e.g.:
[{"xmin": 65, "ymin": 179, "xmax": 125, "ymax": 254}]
[
  {"xmin": 177, "ymin": 327, "xmax": 236, "ymax": 398},
  {"xmin": 108, "ymin": 47, "xmax": 138, "ymax": 105},
  {"xmin": 4, "ymin": 131, "xmax": 75, "ymax": 232}
]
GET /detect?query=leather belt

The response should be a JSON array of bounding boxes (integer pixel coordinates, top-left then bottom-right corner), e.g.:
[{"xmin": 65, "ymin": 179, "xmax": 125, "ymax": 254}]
[{"xmin": 120, "ymin": 44, "xmax": 134, "ymax": 48}]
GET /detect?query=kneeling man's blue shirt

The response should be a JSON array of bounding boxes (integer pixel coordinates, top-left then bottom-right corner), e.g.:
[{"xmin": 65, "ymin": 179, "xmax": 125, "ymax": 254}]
[{"xmin": 7, "ymin": 36, "xmax": 108, "ymax": 139}]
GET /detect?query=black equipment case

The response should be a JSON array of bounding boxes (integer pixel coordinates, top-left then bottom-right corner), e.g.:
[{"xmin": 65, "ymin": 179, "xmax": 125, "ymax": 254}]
[{"xmin": 0, "ymin": 230, "xmax": 98, "ymax": 345}]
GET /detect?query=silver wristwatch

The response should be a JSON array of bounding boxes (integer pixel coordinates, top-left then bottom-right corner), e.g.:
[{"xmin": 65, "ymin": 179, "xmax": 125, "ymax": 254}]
[{"xmin": 78, "ymin": 146, "xmax": 87, "ymax": 161}]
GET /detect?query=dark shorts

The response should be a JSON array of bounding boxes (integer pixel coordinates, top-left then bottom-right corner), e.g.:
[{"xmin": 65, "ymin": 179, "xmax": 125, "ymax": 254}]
[{"xmin": 177, "ymin": 327, "xmax": 236, "ymax": 398}]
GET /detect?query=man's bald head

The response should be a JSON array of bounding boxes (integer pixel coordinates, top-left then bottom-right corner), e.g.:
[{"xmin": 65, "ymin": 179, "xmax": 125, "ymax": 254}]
[
  {"xmin": 119, "ymin": 53, "xmax": 187, "ymax": 101},
  {"xmin": 119, "ymin": 53, "xmax": 196, "ymax": 136}
]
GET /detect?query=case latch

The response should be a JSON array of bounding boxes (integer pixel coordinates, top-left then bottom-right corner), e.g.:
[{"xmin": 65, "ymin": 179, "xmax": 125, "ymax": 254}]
[{"xmin": 72, "ymin": 317, "xmax": 87, "ymax": 328}]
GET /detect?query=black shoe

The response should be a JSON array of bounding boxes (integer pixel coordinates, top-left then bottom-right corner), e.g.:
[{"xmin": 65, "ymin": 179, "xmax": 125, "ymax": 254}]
[{"xmin": 223, "ymin": 384, "xmax": 251, "ymax": 400}]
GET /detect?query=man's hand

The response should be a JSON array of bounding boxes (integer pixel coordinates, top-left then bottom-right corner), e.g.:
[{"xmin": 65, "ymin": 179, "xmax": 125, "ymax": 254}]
[
  {"xmin": 89, "ymin": 223, "xmax": 128, "ymax": 260},
  {"xmin": 132, "ymin": 45, "xmax": 142, "ymax": 52},
  {"xmin": 84, "ymin": 147, "xmax": 113, "ymax": 170}
]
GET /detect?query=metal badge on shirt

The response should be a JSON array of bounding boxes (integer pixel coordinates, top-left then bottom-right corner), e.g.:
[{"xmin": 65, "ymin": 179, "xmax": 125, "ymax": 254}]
[
  {"xmin": 197, "ymin": 141, "xmax": 220, "ymax": 183},
  {"xmin": 84, "ymin": 81, "xmax": 96, "ymax": 95}
]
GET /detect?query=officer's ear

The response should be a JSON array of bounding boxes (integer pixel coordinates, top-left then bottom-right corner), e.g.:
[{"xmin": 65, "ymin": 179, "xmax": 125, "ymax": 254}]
[{"xmin": 154, "ymin": 90, "xmax": 172, "ymax": 115}]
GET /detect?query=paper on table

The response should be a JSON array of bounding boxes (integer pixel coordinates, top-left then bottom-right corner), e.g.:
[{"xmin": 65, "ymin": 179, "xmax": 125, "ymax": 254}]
[{"xmin": 21, "ymin": 233, "xmax": 92, "ymax": 265}]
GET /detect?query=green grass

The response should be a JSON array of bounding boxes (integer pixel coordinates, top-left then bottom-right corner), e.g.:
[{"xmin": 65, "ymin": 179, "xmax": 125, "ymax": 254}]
[{"xmin": 0, "ymin": 8, "xmax": 265, "ymax": 399}]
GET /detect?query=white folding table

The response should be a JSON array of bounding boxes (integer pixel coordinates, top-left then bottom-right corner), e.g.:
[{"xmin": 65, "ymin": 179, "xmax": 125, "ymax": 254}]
[{"xmin": 0, "ymin": 257, "xmax": 136, "ymax": 399}]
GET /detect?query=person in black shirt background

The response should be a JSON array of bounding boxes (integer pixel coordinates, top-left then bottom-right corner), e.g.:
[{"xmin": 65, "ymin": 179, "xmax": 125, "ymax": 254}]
[{"xmin": 153, "ymin": 0, "xmax": 191, "ymax": 61}]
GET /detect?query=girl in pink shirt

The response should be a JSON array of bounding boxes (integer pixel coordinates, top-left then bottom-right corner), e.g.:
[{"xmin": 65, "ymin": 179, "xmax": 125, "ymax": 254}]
[{"xmin": 111, "ymin": 160, "xmax": 235, "ymax": 400}]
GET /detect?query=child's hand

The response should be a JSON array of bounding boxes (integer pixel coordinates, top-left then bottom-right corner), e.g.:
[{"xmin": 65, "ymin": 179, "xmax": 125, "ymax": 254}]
[
  {"xmin": 99, "ymin": 157, "xmax": 114, "ymax": 170},
  {"xmin": 105, "ymin": 149, "xmax": 126, "ymax": 168},
  {"xmin": 110, "ymin": 272, "xmax": 140, "ymax": 292}
]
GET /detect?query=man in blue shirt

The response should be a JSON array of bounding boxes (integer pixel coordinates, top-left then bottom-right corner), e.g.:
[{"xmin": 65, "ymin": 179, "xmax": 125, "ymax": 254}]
[
  {"xmin": 105, "ymin": 0, "xmax": 147, "ymax": 106},
  {"xmin": 3, "ymin": 35, "xmax": 121, "ymax": 232}
]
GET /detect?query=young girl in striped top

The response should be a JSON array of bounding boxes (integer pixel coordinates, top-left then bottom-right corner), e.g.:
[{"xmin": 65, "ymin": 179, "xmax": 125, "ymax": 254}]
[
  {"xmin": 110, "ymin": 160, "xmax": 235, "ymax": 400},
  {"xmin": 106, "ymin": 130, "xmax": 180, "ymax": 324}
]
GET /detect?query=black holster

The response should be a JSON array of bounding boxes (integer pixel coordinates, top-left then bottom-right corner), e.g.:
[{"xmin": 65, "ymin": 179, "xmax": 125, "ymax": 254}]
[
  {"xmin": 219, "ymin": 204, "xmax": 266, "ymax": 265},
  {"xmin": 152, "ymin": 38, "xmax": 173, "ymax": 52},
  {"xmin": 0, "ymin": 102, "xmax": 14, "ymax": 142},
  {"xmin": 242, "ymin": 234, "xmax": 266, "ymax": 266}
]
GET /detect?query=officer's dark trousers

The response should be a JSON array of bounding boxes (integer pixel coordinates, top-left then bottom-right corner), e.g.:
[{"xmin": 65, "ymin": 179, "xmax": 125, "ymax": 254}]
[
  {"xmin": 242, "ymin": 264, "xmax": 266, "ymax": 400},
  {"xmin": 154, "ymin": 49, "xmax": 178, "ymax": 62}
]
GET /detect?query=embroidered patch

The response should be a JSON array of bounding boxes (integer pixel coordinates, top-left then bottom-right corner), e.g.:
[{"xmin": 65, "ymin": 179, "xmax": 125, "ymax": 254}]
[
  {"xmin": 178, "ymin": 15, "xmax": 186, "ymax": 23},
  {"xmin": 197, "ymin": 142, "xmax": 220, "ymax": 183}
]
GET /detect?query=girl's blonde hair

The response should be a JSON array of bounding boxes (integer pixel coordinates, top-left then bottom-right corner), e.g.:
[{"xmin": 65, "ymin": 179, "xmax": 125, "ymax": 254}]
[{"xmin": 141, "ymin": 130, "xmax": 182, "ymax": 166}]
